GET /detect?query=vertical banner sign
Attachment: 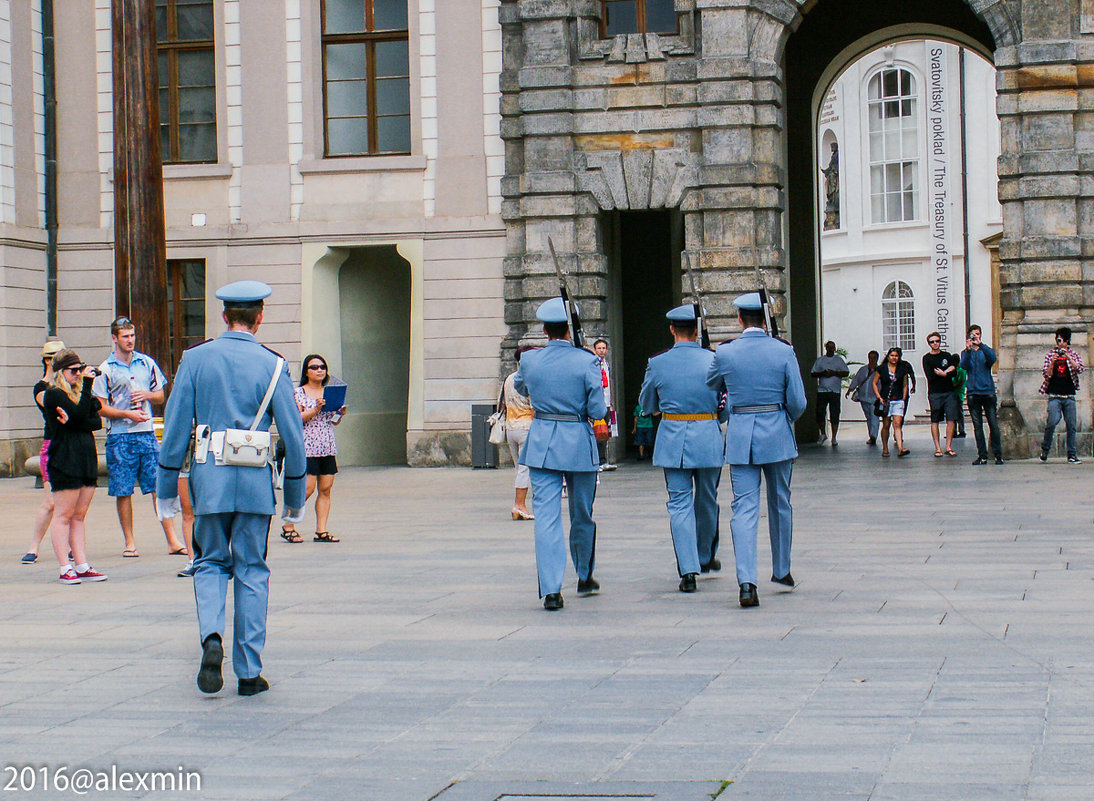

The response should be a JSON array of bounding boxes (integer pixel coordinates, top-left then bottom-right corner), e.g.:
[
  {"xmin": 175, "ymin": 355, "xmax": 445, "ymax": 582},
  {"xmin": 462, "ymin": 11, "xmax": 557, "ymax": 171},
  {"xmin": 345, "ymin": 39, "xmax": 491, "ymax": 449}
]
[{"xmin": 928, "ymin": 44, "xmax": 953, "ymax": 350}]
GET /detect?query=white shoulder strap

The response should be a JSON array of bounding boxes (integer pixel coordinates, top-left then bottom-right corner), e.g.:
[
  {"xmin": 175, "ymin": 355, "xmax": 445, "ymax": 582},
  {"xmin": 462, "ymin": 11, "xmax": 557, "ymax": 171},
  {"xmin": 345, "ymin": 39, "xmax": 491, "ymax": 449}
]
[{"xmin": 249, "ymin": 357, "xmax": 284, "ymax": 431}]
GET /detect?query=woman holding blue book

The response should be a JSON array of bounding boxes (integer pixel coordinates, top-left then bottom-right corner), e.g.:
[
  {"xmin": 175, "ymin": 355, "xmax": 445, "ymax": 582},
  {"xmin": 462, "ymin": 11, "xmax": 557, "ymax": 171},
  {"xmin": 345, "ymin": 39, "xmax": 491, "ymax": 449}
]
[{"xmin": 280, "ymin": 353, "xmax": 346, "ymax": 543}]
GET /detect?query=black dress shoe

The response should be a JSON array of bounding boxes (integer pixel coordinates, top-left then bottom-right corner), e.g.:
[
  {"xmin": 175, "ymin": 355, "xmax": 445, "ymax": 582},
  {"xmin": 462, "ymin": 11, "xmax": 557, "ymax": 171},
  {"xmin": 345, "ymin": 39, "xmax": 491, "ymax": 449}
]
[
  {"xmin": 237, "ymin": 676, "xmax": 270, "ymax": 696},
  {"xmin": 972, "ymin": 457, "xmax": 988, "ymax": 465},
  {"xmin": 577, "ymin": 577, "xmax": 600, "ymax": 595},
  {"xmin": 994, "ymin": 457, "xmax": 1004, "ymax": 465},
  {"xmin": 699, "ymin": 558, "xmax": 721, "ymax": 574},
  {"xmin": 678, "ymin": 573, "xmax": 697, "ymax": 593},
  {"xmin": 771, "ymin": 572, "xmax": 795, "ymax": 587},
  {"xmin": 197, "ymin": 634, "xmax": 224, "ymax": 694},
  {"xmin": 543, "ymin": 593, "xmax": 564, "ymax": 610},
  {"xmin": 739, "ymin": 583, "xmax": 759, "ymax": 608}
]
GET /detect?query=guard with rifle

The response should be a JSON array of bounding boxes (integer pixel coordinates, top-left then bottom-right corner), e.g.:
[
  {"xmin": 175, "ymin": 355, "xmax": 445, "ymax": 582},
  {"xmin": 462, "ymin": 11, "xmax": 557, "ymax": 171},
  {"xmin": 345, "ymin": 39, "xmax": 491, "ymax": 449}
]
[
  {"xmin": 513, "ymin": 296, "xmax": 607, "ymax": 611},
  {"xmin": 705, "ymin": 292, "xmax": 807, "ymax": 608},
  {"xmin": 638, "ymin": 303, "xmax": 726, "ymax": 593}
]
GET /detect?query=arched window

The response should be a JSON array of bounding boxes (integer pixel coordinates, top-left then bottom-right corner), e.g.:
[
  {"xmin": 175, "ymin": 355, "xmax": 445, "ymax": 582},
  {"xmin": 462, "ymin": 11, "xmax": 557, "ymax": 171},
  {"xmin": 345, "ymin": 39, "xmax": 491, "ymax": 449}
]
[
  {"xmin": 867, "ymin": 68, "xmax": 918, "ymax": 223},
  {"xmin": 882, "ymin": 281, "xmax": 916, "ymax": 350},
  {"xmin": 601, "ymin": 0, "xmax": 677, "ymax": 37}
]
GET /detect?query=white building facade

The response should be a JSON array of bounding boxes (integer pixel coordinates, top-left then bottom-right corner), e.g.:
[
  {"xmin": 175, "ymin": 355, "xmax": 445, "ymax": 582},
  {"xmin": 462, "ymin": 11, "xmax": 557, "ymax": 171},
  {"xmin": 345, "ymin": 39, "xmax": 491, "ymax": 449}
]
[{"xmin": 817, "ymin": 39, "xmax": 1002, "ymax": 420}]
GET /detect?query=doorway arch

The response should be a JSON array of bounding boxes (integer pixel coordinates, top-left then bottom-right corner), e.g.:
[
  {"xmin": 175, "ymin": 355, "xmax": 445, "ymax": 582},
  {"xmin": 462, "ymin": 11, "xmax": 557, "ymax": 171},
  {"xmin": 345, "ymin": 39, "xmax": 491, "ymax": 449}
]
[{"xmin": 779, "ymin": 0, "xmax": 1006, "ymax": 437}]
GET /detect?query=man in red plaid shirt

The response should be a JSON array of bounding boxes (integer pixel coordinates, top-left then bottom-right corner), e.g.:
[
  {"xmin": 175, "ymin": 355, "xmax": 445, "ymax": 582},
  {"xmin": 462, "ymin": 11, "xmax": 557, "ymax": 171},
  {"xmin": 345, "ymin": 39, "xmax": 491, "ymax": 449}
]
[{"xmin": 1039, "ymin": 326, "xmax": 1085, "ymax": 463}]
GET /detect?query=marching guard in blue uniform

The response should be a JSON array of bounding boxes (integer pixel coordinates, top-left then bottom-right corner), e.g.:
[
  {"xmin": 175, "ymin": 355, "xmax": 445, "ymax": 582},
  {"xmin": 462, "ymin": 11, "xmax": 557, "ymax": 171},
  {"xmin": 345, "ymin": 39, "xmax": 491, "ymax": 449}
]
[
  {"xmin": 157, "ymin": 281, "xmax": 306, "ymax": 695},
  {"xmin": 706, "ymin": 293, "xmax": 807, "ymax": 608},
  {"xmin": 514, "ymin": 297, "xmax": 608, "ymax": 610},
  {"xmin": 638, "ymin": 304, "xmax": 725, "ymax": 592}
]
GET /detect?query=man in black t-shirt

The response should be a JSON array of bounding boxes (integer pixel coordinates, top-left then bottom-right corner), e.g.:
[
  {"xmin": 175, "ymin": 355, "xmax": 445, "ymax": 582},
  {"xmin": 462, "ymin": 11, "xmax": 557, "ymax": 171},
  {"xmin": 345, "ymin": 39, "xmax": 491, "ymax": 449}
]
[
  {"xmin": 922, "ymin": 332, "xmax": 960, "ymax": 457},
  {"xmin": 1039, "ymin": 326, "xmax": 1085, "ymax": 463}
]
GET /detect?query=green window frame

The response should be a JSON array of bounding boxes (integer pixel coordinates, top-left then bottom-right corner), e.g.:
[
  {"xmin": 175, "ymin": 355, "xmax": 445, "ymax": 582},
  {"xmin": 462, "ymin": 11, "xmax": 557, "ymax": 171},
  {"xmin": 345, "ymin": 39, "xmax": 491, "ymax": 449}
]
[{"xmin": 600, "ymin": 0, "xmax": 678, "ymax": 38}]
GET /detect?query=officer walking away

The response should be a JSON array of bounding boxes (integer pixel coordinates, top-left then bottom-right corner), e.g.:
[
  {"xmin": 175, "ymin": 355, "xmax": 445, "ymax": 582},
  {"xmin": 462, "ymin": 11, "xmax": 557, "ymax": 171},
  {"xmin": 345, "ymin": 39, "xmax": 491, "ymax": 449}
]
[
  {"xmin": 514, "ymin": 297, "xmax": 608, "ymax": 610},
  {"xmin": 639, "ymin": 304, "xmax": 725, "ymax": 593},
  {"xmin": 810, "ymin": 340, "xmax": 848, "ymax": 446},
  {"xmin": 156, "ymin": 281, "xmax": 306, "ymax": 696},
  {"xmin": 706, "ymin": 293, "xmax": 807, "ymax": 608},
  {"xmin": 93, "ymin": 316, "xmax": 187, "ymax": 558}
]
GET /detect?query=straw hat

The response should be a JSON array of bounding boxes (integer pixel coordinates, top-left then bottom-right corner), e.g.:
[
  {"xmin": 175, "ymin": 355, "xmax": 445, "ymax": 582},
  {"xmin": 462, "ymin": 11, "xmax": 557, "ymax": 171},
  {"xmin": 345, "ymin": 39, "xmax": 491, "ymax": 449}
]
[{"xmin": 41, "ymin": 340, "xmax": 66, "ymax": 359}]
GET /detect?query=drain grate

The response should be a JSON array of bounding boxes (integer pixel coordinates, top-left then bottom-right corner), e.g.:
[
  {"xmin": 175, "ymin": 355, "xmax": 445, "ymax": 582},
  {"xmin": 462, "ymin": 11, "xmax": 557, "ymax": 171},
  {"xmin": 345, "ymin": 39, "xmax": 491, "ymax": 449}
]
[{"xmin": 431, "ymin": 781, "xmax": 725, "ymax": 801}]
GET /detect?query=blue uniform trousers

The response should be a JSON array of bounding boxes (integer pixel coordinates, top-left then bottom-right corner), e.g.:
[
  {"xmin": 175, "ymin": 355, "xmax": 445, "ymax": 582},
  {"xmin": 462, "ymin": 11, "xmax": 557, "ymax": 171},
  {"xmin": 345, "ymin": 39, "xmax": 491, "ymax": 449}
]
[
  {"xmin": 192, "ymin": 512, "xmax": 271, "ymax": 680},
  {"xmin": 728, "ymin": 460, "xmax": 793, "ymax": 585},
  {"xmin": 663, "ymin": 467, "xmax": 721, "ymax": 576},
  {"xmin": 529, "ymin": 468, "xmax": 597, "ymax": 596}
]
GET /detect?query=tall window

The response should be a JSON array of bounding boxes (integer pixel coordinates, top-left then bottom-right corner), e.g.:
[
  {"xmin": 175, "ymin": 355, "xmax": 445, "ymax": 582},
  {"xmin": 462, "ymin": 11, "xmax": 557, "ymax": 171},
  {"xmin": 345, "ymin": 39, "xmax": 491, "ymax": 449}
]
[
  {"xmin": 166, "ymin": 259, "xmax": 206, "ymax": 374},
  {"xmin": 322, "ymin": 0, "xmax": 411, "ymax": 156},
  {"xmin": 156, "ymin": 0, "xmax": 217, "ymax": 163},
  {"xmin": 601, "ymin": 0, "xmax": 677, "ymax": 37},
  {"xmin": 882, "ymin": 281, "xmax": 915, "ymax": 351},
  {"xmin": 867, "ymin": 68, "xmax": 918, "ymax": 223}
]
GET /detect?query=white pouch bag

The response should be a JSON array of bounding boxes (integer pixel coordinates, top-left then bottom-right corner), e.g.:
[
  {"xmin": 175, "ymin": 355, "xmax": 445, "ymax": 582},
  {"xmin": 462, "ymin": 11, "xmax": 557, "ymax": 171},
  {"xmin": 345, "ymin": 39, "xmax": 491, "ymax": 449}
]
[{"xmin": 220, "ymin": 357, "xmax": 283, "ymax": 468}]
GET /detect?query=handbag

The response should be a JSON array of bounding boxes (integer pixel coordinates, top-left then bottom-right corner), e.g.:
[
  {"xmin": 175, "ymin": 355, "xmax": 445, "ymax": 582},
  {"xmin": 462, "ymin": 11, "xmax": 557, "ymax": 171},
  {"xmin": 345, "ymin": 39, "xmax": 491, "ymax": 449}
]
[
  {"xmin": 487, "ymin": 409, "xmax": 507, "ymax": 445},
  {"xmin": 592, "ymin": 418, "xmax": 612, "ymax": 442}
]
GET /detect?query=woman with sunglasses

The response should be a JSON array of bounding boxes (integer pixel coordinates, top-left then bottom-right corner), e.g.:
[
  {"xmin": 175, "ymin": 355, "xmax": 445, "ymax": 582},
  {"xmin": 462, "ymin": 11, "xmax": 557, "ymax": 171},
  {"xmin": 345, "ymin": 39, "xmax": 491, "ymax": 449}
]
[
  {"xmin": 41, "ymin": 349, "xmax": 106, "ymax": 584},
  {"xmin": 280, "ymin": 354, "xmax": 345, "ymax": 543},
  {"xmin": 871, "ymin": 347, "xmax": 915, "ymax": 458},
  {"xmin": 21, "ymin": 340, "xmax": 66, "ymax": 564}
]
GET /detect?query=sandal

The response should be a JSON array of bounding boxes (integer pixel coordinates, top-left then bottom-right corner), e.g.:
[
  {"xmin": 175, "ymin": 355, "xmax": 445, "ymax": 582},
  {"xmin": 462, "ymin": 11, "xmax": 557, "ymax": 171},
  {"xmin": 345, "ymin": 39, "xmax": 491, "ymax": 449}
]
[
  {"xmin": 280, "ymin": 526, "xmax": 303, "ymax": 544},
  {"xmin": 946, "ymin": 449, "xmax": 957, "ymax": 457},
  {"xmin": 898, "ymin": 449, "xmax": 911, "ymax": 457},
  {"xmin": 934, "ymin": 450, "xmax": 944, "ymax": 458},
  {"xmin": 881, "ymin": 450, "xmax": 890, "ymax": 457},
  {"xmin": 314, "ymin": 532, "xmax": 340, "ymax": 543},
  {"xmin": 122, "ymin": 547, "xmax": 140, "ymax": 558}
]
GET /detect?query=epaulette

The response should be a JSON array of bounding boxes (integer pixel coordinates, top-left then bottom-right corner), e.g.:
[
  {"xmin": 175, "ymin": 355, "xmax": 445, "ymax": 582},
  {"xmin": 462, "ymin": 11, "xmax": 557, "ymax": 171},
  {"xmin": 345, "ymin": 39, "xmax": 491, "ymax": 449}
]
[
  {"xmin": 261, "ymin": 344, "xmax": 286, "ymax": 359},
  {"xmin": 649, "ymin": 347, "xmax": 671, "ymax": 359},
  {"xmin": 184, "ymin": 339, "xmax": 213, "ymax": 352},
  {"xmin": 719, "ymin": 337, "xmax": 736, "ymax": 346}
]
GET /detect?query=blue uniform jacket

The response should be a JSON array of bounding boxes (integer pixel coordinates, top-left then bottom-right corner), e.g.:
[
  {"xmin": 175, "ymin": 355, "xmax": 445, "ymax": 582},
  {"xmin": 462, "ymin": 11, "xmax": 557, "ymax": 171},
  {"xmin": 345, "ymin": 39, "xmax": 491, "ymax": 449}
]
[
  {"xmin": 156, "ymin": 331, "xmax": 306, "ymax": 515},
  {"xmin": 514, "ymin": 339, "xmax": 608, "ymax": 472},
  {"xmin": 706, "ymin": 329, "xmax": 808, "ymax": 465},
  {"xmin": 638, "ymin": 342, "xmax": 725, "ymax": 469}
]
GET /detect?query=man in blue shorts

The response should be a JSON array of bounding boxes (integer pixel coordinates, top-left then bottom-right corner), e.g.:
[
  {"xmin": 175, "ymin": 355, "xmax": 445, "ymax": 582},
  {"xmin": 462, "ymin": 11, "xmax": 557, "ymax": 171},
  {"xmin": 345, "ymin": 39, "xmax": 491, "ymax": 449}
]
[{"xmin": 93, "ymin": 316, "xmax": 187, "ymax": 557}]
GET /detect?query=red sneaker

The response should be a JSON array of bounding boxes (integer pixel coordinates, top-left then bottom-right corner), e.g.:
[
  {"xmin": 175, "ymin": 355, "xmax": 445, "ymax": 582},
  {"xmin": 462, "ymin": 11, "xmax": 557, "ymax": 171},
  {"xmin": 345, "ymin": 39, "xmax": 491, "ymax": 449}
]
[
  {"xmin": 76, "ymin": 567, "xmax": 108, "ymax": 582},
  {"xmin": 58, "ymin": 569, "xmax": 81, "ymax": 585}
]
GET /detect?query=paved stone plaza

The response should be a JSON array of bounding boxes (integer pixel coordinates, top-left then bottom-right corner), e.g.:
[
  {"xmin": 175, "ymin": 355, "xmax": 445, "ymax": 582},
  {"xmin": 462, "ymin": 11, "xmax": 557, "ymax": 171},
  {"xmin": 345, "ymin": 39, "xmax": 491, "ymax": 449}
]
[{"xmin": 2, "ymin": 424, "xmax": 1093, "ymax": 800}]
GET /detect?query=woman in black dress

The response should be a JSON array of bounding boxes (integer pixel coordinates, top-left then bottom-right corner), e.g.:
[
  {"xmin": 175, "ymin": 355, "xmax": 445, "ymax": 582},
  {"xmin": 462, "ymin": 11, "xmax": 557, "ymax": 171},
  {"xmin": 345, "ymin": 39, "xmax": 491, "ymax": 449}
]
[
  {"xmin": 871, "ymin": 347, "xmax": 915, "ymax": 458},
  {"xmin": 42, "ymin": 350, "xmax": 107, "ymax": 584}
]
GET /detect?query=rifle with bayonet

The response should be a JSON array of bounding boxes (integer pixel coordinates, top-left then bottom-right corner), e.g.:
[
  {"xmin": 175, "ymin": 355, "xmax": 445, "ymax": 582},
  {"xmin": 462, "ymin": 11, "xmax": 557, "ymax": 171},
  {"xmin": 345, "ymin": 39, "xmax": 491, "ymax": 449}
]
[
  {"xmin": 547, "ymin": 236, "xmax": 585, "ymax": 349},
  {"xmin": 758, "ymin": 287, "xmax": 780, "ymax": 340},
  {"xmin": 682, "ymin": 250, "xmax": 711, "ymax": 349}
]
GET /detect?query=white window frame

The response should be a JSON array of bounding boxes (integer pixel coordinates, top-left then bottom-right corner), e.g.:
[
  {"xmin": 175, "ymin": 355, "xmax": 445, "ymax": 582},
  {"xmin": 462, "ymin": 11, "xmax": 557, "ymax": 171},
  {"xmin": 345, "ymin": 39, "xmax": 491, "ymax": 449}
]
[
  {"xmin": 881, "ymin": 280, "xmax": 916, "ymax": 351},
  {"xmin": 866, "ymin": 65, "xmax": 920, "ymax": 225}
]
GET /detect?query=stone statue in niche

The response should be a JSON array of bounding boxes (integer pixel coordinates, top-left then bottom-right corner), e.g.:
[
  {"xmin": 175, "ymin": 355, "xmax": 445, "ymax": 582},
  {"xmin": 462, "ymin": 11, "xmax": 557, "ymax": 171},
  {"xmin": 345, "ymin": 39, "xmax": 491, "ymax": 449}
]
[{"xmin": 822, "ymin": 141, "xmax": 840, "ymax": 230}]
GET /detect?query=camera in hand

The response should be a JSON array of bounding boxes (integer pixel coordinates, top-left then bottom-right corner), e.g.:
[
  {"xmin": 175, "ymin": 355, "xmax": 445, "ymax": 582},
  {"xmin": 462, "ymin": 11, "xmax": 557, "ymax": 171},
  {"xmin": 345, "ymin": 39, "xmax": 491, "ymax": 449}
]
[{"xmin": 81, "ymin": 365, "xmax": 102, "ymax": 377}]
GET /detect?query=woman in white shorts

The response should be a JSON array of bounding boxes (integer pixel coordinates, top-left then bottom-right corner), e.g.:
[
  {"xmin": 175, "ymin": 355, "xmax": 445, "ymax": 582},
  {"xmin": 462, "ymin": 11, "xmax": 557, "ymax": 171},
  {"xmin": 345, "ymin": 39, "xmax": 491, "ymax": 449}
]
[{"xmin": 871, "ymin": 347, "xmax": 915, "ymax": 458}]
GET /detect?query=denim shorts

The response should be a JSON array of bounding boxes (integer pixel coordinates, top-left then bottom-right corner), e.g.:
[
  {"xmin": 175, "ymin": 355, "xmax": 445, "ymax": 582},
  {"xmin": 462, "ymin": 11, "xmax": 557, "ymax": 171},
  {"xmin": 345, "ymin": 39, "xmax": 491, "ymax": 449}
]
[{"xmin": 106, "ymin": 432, "xmax": 159, "ymax": 497}]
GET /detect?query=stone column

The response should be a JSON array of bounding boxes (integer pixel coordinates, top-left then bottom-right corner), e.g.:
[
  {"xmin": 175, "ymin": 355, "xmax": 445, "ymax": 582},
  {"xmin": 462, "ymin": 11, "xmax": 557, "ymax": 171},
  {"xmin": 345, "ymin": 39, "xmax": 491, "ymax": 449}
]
[
  {"xmin": 691, "ymin": 0, "xmax": 790, "ymax": 340},
  {"xmin": 995, "ymin": 28, "xmax": 1092, "ymax": 457},
  {"xmin": 501, "ymin": 1, "xmax": 608, "ymax": 362}
]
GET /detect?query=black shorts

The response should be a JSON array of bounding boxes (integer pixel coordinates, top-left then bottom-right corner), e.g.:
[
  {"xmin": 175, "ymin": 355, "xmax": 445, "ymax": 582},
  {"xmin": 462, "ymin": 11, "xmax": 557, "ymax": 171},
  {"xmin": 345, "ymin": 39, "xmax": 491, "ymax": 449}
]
[
  {"xmin": 928, "ymin": 392, "xmax": 960, "ymax": 423},
  {"xmin": 306, "ymin": 455, "xmax": 338, "ymax": 476}
]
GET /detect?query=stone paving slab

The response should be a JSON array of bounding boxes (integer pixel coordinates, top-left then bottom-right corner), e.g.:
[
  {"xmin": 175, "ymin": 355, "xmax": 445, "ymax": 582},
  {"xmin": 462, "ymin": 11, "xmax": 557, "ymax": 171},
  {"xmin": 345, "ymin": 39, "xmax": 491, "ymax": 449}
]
[{"xmin": 2, "ymin": 424, "xmax": 1094, "ymax": 800}]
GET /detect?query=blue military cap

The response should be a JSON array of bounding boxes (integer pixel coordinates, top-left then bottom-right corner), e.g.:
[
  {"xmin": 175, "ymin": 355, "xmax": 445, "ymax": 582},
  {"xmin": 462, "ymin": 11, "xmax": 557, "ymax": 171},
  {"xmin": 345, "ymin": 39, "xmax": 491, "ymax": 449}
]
[
  {"xmin": 733, "ymin": 292, "xmax": 764, "ymax": 311},
  {"xmin": 215, "ymin": 280, "xmax": 272, "ymax": 307},
  {"xmin": 536, "ymin": 296, "xmax": 572, "ymax": 324},
  {"xmin": 666, "ymin": 304, "xmax": 698, "ymax": 323}
]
